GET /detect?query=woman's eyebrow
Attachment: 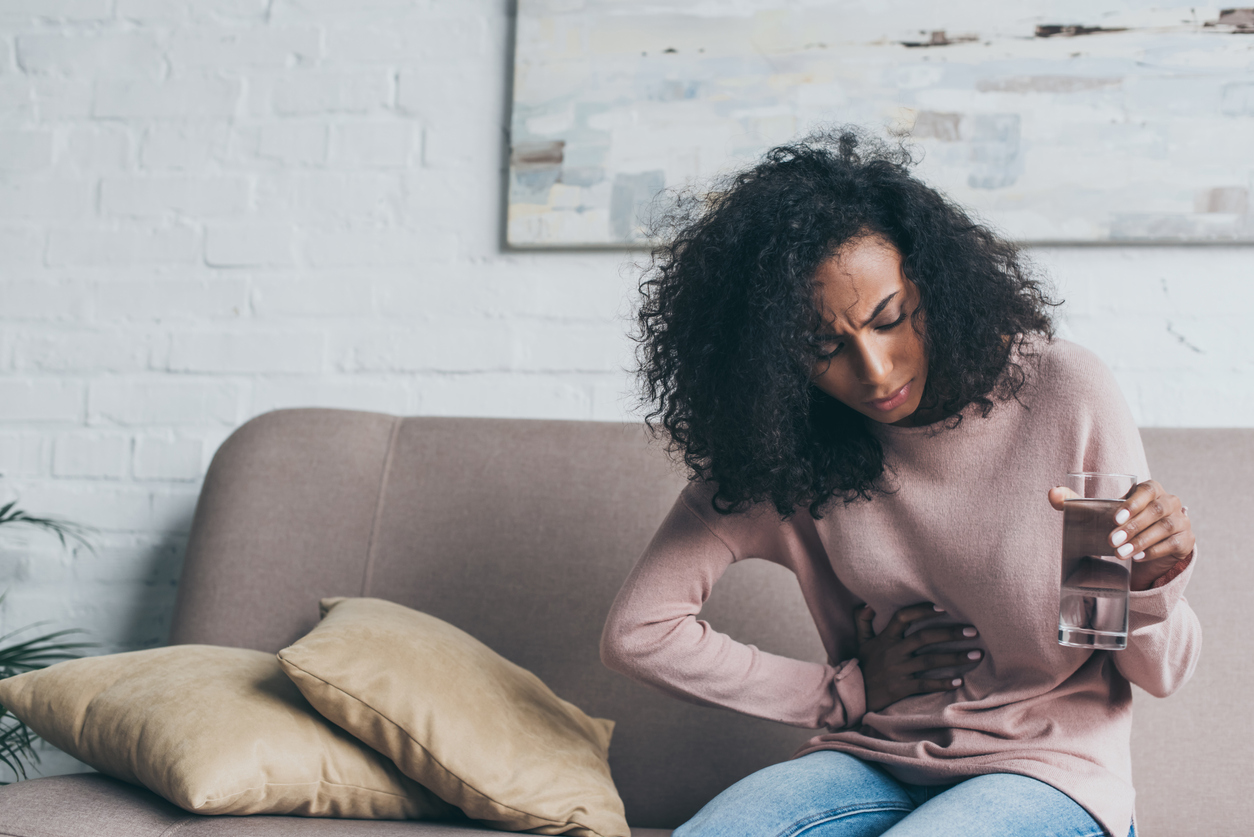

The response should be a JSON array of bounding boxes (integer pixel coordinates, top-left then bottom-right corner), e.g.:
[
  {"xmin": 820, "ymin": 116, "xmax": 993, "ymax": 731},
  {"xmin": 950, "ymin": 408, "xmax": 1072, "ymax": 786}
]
[
  {"xmin": 857, "ymin": 291, "xmax": 899, "ymax": 328},
  {"xmin": 815, "ymin": 291, "xmax": 900, "ymax": 338}
]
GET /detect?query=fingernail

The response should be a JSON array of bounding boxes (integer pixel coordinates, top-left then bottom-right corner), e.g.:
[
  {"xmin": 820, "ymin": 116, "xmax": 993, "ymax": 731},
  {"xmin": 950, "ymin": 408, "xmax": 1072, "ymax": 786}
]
[
  {"xmin": 963, "ymin": 627, "xmax": 978, "ymax": 637},
  {"xmin": 968, "ymin": 650, "xmax": 982, "ymax": 660},
  {"xmin": 1115, "ymin": 509, "xmax": 1130, "ymax": 524},
  {"xmin": 1133, "ymin": 552, "xmax": 1145, "ymax": 561},
  {"xmin": 951, "ymin": 678, "xmax": 963, "ymax": 687},
  {"xmin": 1111, "ymin": 530, "xmax": 1128, "ymax": 546},
  {"xmin": 933, "ymin": 604, "xmax": 945, "ymax": 612},
  {"xmin": 1117, "ymin": 543, "xmax": 1134, "ymax": 558}
]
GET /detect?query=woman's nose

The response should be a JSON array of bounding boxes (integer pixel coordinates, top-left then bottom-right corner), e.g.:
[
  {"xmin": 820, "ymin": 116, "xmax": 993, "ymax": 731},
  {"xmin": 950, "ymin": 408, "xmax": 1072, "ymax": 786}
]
[{"xmin": 856, "ymin": 344, "xmax": 891, "ymax": 384}]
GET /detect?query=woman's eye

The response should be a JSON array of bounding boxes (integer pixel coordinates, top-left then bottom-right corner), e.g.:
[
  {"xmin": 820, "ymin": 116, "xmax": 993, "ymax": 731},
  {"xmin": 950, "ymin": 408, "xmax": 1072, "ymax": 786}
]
[
  {"xmin": 814, "ymin": 341, "xmax": 842, "ymax": 359},
  {"xmin": 876, "ymin": 312, "xmax": 907, "ymax": 331}
]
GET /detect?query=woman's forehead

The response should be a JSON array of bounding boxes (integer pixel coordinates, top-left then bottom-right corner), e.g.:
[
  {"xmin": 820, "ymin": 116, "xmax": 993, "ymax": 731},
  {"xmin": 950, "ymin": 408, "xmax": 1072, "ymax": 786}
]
[{"xmin": 813, "ymin": 237, "xmax": 910, "ymax": 323}]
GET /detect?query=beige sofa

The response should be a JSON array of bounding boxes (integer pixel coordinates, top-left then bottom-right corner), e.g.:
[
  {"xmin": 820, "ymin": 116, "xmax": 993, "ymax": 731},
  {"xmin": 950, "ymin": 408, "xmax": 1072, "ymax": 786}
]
[{"xmin": 0, "ymin": 409, "xmax": 1246, "ymax": 836}]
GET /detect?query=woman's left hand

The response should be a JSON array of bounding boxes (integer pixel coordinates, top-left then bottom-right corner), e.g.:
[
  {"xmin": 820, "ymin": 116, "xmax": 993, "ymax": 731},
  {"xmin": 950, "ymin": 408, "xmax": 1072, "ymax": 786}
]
[{"xmin": 1049, "ymin": 480, "xmax": 1194, "ymax": 591}]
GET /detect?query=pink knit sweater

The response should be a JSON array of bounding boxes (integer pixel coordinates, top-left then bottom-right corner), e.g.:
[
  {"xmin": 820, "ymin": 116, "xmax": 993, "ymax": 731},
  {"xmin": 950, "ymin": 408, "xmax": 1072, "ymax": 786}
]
[{"xmin": 601, "ymin": 338, "xmax": 1200, "ymax": 837}]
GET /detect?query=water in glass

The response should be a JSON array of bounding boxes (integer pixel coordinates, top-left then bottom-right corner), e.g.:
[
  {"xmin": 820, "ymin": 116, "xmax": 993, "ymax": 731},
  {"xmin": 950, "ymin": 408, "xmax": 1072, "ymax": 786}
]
[{"xmin": 1058, "ymin": 498, "xmax": 1129, "ymax": 649}]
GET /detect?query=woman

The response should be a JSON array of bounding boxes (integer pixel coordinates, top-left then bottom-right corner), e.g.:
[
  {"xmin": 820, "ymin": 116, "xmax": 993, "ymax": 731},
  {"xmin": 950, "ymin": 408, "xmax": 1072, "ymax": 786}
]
[{"xmin": 599, "ymin": 129, "xmax": 1199, "ymax": 837}]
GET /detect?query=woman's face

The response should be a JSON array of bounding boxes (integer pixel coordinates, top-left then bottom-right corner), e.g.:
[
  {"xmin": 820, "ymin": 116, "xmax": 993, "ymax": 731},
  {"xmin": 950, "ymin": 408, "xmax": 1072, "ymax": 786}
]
[{"xmin": 809, "ymin": 235, "xmax": 929, "ymax": 427}]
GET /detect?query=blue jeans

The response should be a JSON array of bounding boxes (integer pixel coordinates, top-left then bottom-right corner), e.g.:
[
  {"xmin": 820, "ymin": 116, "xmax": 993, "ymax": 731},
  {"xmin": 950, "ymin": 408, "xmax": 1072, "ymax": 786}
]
[{"xmin": 673, "ymin": 751, "xmax": 1131, "ymax": 837}]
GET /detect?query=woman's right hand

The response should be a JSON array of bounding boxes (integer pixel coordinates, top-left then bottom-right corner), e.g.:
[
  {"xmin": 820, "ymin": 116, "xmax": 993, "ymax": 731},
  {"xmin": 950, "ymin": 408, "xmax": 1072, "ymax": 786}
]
[{"xmin": 854, "ymin": 602, "xmax": 982, "ymax": 713}]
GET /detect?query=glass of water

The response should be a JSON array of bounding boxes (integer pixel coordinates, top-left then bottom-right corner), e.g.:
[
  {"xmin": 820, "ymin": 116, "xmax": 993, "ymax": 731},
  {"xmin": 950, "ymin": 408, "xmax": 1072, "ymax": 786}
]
[{"xmin": 1057, "ymin": 472, "xmax": 1137, "ymax": 651}]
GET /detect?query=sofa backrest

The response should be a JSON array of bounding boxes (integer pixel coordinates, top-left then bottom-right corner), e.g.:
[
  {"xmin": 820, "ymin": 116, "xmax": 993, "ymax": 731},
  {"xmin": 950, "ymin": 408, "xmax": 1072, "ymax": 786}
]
[{"xmin": 168, "ymin": 410, "xmax": 1249, "ymax": 833}]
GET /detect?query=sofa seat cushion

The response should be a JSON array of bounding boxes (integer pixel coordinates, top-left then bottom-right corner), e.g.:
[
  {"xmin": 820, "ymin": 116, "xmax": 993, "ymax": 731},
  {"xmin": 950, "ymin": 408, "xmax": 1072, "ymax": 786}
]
[{"xmin": 0, "ymin": 776, "xmax": 673, "ymax": 837}]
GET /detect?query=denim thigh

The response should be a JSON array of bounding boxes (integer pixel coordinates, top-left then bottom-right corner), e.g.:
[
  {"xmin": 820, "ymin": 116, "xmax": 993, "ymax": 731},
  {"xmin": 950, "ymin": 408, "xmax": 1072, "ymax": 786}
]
[
  {"xmin": 880, "ymin": 773, "xmax": 1112, "ymax": 837},
  {"xmin": 673, "ymin": 751, "xmax": 914, "ymax": 837}
]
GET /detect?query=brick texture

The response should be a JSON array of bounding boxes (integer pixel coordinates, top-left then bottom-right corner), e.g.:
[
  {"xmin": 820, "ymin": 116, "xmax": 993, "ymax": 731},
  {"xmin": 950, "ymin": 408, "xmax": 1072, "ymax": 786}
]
[{"xmin": 0, "ymin": 0, "xmax": 1249, "ymax": 782}]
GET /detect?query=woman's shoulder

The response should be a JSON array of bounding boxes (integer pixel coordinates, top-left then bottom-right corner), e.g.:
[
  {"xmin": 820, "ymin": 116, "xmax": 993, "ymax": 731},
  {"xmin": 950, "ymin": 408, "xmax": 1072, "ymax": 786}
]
[
  {"xmin": 1014, "ymin": 335, "xmax": 1127, "ymax": 420},
  {"xmin": 676, "ymin": 478, "xmax": 810, "ymax": 557},
  {"xmin": 1019, "ymin": 335, "xmax": 1117, "ymax": 395},
  {"xmin": 678, "ymin": 478, "xmax": 777, "ymax": 529}
]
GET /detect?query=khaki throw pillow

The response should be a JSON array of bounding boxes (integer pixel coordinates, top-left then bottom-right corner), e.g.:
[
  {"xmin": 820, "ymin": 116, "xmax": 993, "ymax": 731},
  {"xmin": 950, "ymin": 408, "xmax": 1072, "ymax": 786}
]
[
  {"xmin": 277, "ymin": 597, "xmax": 630, "ymax": 837},
  {"xmin": 0, "ymin": 644, "xmax": 453, "ymax": 819}
]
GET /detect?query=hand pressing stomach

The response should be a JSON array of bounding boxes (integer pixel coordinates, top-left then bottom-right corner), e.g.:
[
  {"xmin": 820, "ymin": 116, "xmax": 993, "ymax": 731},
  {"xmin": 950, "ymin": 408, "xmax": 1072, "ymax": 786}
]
[{"xmin": 853, "ymin": 602, "xmax": 984, "ymax": 713}]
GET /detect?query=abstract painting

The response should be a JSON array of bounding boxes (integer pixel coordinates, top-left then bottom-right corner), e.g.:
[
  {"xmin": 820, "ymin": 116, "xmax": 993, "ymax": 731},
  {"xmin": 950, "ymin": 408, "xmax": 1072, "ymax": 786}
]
[{"xmin": 507, "ymin": 1, "xmax": 1254, "ymax": 247}]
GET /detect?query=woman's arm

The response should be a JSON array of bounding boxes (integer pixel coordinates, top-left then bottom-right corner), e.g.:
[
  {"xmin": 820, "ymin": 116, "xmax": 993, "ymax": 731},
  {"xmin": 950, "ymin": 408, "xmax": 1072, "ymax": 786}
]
[
  {"xmin": 1061, "ymin": 344, "xmax": 1203, "ymax": 695},
  {"xmin": 599, "ymin": 488, "xmax": 867, "ymax": 730},
  {"xmin": 1046, "ymin": 479, "xmax": 1200, "ymax": 694},
  {"xmin": 1107, "ymin": 480, "xmax": 1201, "ymax": 695},
  {"xmin": 1116, "ymin": 557, "xmax": 1201, "ymax": 697}
]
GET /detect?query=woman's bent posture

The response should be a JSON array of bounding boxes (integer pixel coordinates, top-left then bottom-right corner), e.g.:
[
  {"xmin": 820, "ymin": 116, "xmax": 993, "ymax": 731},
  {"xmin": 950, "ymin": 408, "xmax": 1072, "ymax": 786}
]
[{"xmin": 600, "ymin": 129, "xmax": 1199, "ymax": 837}]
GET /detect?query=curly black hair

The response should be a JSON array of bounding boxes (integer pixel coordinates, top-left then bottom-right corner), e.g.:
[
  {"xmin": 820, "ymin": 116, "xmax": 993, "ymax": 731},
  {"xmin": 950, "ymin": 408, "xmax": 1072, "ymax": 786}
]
[{"xmin": 635, "ymin": 127, "xmax": 1057, "ymax": 518}]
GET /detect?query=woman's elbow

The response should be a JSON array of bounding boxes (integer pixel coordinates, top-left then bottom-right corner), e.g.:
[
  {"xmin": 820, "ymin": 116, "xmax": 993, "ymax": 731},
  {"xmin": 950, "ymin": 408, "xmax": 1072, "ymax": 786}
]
[
  {"xmin": 1132, "ymin": 633, "xmax": 1202, "ymax": 698},
  {"xmin": 600, "ymin": 610, "xmax": 668, "ymax": 680},
  {"xmin": 1141, "ymin": 650, "xmax": 1201, "ymax": 698},
  {"xmin": 599, "ymin": 615, "xmax": 637, "ymax": 675}
]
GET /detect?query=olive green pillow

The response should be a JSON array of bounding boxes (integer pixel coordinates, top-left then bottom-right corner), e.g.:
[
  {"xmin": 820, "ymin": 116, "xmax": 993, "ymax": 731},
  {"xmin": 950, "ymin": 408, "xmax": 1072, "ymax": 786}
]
[
  {"xmin": 0, "ymin": 645, "xmax": 452, "ymax": 819},
  {"xmin": 277, "ymin": 597, "xmax": 629, "ymax": 837}
]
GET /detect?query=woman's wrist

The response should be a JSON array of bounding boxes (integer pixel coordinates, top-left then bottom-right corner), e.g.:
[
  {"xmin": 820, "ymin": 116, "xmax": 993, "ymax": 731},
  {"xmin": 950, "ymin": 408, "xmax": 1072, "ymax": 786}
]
[{"xmin": 1148, "ymin": 550, "xmax": 1194, "ymax": 590}]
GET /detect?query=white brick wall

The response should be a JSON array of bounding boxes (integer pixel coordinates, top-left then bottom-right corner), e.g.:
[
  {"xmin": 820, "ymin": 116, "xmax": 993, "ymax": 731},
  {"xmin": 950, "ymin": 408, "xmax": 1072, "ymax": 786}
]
[
  {"xmin": 0, "ymin": 0, "xmax": 1249, "ymax": 780},
  {"xmin": 52, "ymin": 432, "xmax": 129, "ymax": 479},
  {"xmin": 133, "ymin": 433, "xmax": 203, "ymax": 481}
]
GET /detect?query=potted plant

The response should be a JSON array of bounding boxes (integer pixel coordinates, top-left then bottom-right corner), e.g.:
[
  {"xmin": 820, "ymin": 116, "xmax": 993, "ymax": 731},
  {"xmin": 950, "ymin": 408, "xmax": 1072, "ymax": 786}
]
[{"xmin": 0, "ymin": 500, "xmax": 94, "ymax": 781}]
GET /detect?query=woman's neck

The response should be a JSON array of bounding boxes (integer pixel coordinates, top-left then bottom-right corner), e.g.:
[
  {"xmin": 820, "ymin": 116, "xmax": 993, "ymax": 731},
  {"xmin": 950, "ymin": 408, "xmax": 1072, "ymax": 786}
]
[{"xmin": 890, "ymin": 394, "xmax": 957, "ymax": 428}]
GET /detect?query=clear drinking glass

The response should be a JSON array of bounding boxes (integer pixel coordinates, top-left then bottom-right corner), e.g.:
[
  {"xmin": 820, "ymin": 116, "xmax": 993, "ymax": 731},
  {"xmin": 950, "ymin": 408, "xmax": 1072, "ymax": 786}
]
[{"xmin": 1057, "ymin": 472, "xmax": 1137, "ymax": 651}]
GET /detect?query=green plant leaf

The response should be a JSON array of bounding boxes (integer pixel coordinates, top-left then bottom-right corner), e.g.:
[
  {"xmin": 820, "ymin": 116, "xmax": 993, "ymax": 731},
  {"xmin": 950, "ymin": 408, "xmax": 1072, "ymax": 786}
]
[
  {"xmin": 0, "ymin": 500, "xmax": 96, "ymax": 781},
  {"xmin": 0, "ymin": 712, "xmax": 38, "ymax": 783},
  {"xmin": 0, "ymin": 503, "xmax": 96, "ymax": 553},
  {"xmin": 0, "ymin": 627, "xmax": 94, "ymax": 678}
]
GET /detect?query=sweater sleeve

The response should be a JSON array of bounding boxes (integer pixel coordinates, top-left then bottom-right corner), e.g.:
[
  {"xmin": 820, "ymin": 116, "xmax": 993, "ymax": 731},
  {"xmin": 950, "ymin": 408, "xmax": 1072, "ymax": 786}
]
[
  {"xmin": 1067, "ymin": 344, "xmax": 1203, "ymax": 696},
  {"xmin": 599, "ymin": 487, "xmax": 866, "ymax": 730},
  {"xmin": 1119, "ymin": 550, "xmax": 1202, "ymax": 696}
]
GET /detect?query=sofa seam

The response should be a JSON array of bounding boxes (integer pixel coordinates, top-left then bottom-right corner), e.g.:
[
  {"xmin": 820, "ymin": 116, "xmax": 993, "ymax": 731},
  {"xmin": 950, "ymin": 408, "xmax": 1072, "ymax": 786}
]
[
  {"xmin": 361, "ymin": 415, "xmax": 403, "ymax": 597},
  {"xmin": 157, "ymin": 817, "xmax": 197, "ymax": 837}
]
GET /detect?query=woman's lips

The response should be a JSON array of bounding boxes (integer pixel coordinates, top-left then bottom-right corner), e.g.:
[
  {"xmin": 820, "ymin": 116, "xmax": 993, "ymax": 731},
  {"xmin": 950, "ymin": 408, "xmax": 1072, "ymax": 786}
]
[{"xmin": 865, "ymin": 381, "xmax": 911, "ymax": 412}]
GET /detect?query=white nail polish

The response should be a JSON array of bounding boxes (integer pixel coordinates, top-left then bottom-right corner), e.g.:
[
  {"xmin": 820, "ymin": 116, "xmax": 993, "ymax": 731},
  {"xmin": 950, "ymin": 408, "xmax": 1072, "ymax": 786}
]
[
  {"xmin": 968, "ymin": 650, "xmax": 982, "ymax": 660},
  {"xmin": 1111, "ymin": 530, "xmax": 1128, "ymax": 546},
  {"xmin": 1115, "ymin": 509, "xmax": 1130, "ymax": 525},
  {"xmin": 951, "ymin": 678, "xmax": 963, "ymax": 687},
  {"xmin": 1133, "ymin": 552, "xmax": 1145, "ymax": 561},
  {"xmin": 963, "ymin": 627, "xmax": 978, "ymax": 637},
  {"xmin": 1117, "ymin": 543, "xmax": 1134, "ymax": 558}
]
